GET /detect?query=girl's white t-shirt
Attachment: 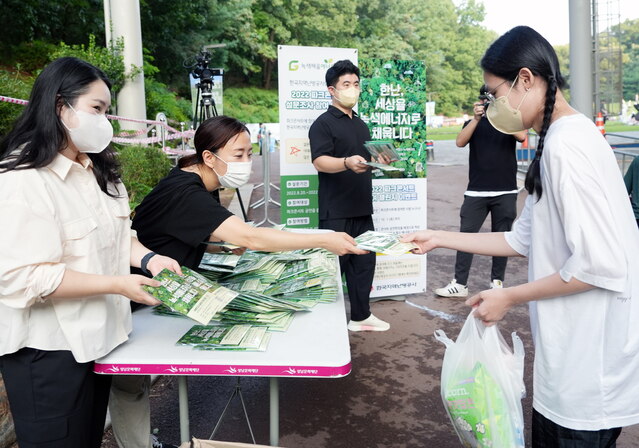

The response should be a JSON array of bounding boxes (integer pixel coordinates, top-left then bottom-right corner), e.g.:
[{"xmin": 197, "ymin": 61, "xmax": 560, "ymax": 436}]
[{"xmin": 505, "ymin": 113, "xmax": 639, "ymax": 431}]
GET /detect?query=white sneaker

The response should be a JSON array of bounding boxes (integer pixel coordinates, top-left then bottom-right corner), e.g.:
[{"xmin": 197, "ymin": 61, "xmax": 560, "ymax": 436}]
[
  {"xmin": 347, "ymin": 314, "xmax": 390, "ymax": 332},
  {"xmin": 490, "ymin": 279, "xmax": 504, "ymax": 289},
  {"xmin": 434, "ymin": 279, "xmax": 468, "ymax": 298}
]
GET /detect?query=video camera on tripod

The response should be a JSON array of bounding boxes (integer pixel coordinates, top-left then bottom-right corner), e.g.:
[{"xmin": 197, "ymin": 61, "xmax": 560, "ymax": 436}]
[
  {"xmin": 185, "ymin": 45, "xmax": 226, "ymax": 128},
  {"xmin": 190, "ymin": 51, "xmax": 222, "ymax": 86}
]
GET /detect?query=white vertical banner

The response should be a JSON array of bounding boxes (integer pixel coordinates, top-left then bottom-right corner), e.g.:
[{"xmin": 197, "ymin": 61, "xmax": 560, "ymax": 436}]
[
  {"xmin": 277, "ymin": 45, "xmax": 357, "ymax": 228},
  {"xmin": 371, "ymin": 178, "xmax": 427, "ymax": 297}
]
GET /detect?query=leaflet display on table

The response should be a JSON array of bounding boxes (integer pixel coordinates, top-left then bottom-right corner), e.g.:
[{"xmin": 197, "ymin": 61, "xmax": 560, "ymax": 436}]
[
  {"xmin": 149, "ymin": 247, "xmax": 339, "ymax": 335},
  {"xmin": 354, "ymin": 230, "xmax": 419, "ymax": 256}
]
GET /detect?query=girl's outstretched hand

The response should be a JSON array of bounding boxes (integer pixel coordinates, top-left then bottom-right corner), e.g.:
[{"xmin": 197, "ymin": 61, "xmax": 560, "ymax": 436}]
[{"xmin": 401, "ymin": 230, "xmax": 437, "ymax": 254}]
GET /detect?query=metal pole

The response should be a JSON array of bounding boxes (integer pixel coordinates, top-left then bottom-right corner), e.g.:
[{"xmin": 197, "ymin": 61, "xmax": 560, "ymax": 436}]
[
  {"xmin": 103, "ymin": 0, "xmax": 112, "ymax": 46},
  {"xmin": 269, "ymin": 377, "xmax": 279, "ymax": 446},
  {"xmin": 592, "ymin": 0, "xmax": 600, "ymax": 116},
  {"xmin": 110, "ymin": 0, "xmax": 146, "ymax": 131},
  {"xmin": 180, "ymin": 122, "xmax": 185, "ymax": 152},
  {"xmin": 569, "ymin": 0, "xmax": 594, "ymax": 117},
  {"xmin": 178, "ymin": 377, "xmax": 190, "ymax": 443}
]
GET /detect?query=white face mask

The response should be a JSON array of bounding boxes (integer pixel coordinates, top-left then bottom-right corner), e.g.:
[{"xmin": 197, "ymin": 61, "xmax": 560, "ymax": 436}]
[
  {"xmin": 62, "ymin": 103, "xmax": 113, "ymax": 153},
  {"xmin": 212, "ymin": 153, "xmax": 252, "ymax": 189}
]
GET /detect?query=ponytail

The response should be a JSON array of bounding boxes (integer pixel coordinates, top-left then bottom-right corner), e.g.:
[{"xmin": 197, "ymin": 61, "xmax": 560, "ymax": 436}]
[{"xmin": 524, "ymin": 75, "xmax": 558, "ymax": 199}]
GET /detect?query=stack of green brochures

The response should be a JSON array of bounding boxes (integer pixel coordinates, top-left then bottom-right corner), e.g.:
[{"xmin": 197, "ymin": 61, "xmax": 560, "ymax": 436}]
[
  {"xmin": 177, "ymin": 324, "xmax": 271, "ymax": 351},
  {"xmin": 144, "ymin": 267, "xmax": 239, "ymax": 325}
]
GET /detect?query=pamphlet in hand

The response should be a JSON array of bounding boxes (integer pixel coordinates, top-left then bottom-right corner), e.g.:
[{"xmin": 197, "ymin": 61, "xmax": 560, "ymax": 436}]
[
  {"xmin": 364, "ymin": 140, "xmax": 401, "ymax": 162},
  {"xmin": 355, "ymin": 230, "xmax": 419, "ymax": 256},
  {"xmin": 358, "ymin": 161, "xmax": 405, "ymax": 172},
  {"xmin": 143, "ymin": 267, "xmax": 239, "ymax": 325}
]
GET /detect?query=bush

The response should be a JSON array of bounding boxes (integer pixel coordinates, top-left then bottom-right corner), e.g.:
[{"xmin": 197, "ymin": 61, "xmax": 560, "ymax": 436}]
[
  {"xmin": 145, "ymin": 77, "xmax": 192, "ymax": 123},
  {"xmin": 49, "ymin": 35, "xmax": 134, "ymax": 96},
  {"xmin": 0, "ymin": 70, "xmax": 33, "ymax": 137},
  {"xmin": 116, "ymin": 144, "xmax": 173, "ymax": 210},
  {"xmin": 223, "ymin": 87, "xmax": 278, "ymax": 123},
  {"xmin": 9, "ymin": 40, "xmax": 57, "ymax": 74}
]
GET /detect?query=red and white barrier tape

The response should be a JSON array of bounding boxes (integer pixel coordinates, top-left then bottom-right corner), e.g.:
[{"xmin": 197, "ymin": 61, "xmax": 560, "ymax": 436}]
[{"xmin": 0, "ymin": 95, "xmax": 193, "ymax": 144}]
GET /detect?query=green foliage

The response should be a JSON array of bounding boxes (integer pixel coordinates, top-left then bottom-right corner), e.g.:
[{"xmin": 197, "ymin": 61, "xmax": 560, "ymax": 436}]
[
  {"xmin": 614, "ymin": 18, "xmax": 639, "ymax": 100},
  {"xmin": 49, "ymin": 35, "xmax": 138, "ymax": 95},
  {"xmin": 0, "ymin": 70, "xmax": 33, "ymax": 137},
  {"xmin": 223, "ymin": 87, "xmax": 279, "ymax": 123},
  {"xmin": 145, "ymin": 77, "xmax": 193, "ymax": 123},
  {"xmin": 139, "ymin": 0, "xmax": 211, "ymax": 85},
  {"xmin": 9, "ymin": 41, "xmax": 57, "ymax": 73},
  {"xmin": 0, "ymin": 0, "xmax": 105, "ymax": 60},
  {"xmin": 117, "ymin": 145, "xmax": 173, "ymax": 209}
]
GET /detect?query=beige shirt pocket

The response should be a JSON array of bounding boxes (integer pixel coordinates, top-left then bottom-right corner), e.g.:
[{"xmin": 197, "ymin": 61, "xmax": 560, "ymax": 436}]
[{"xmin": 61, "ymin": 216, "xmax": 99, "ymax": 267}]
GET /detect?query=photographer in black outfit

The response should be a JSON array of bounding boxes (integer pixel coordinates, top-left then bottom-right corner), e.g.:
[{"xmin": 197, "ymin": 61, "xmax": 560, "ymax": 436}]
[{"xmin": 435, "ymin": 87, "xmax": 527, "ymax": 298}]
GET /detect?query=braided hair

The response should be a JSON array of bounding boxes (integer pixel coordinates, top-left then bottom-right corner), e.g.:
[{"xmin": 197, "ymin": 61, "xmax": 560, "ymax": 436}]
[{"xmin": 480, "ymin": 26, "xmax": 566, "ymax": 199}]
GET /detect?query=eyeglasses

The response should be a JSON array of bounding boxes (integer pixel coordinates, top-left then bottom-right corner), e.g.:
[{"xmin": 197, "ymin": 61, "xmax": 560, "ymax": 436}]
[{"xmin": 483, "ymin": 79, "xmax": 511, "ymax": 104}]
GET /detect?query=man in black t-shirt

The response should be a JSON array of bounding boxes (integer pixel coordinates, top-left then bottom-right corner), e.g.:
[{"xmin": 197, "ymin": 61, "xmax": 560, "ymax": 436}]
[
  {"xmin": 309, "ymin": 60, "xmax": 389, "ymax": 332},
  {"xmin": 435, "ymin": 87, "xmax": 526, "ymax": 298}
]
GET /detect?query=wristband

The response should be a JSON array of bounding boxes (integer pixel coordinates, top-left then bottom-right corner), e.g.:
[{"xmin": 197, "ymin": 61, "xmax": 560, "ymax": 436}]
[
  {"xmin": 344, "ymin": 157, "xmax": 348, "ymax": 170},
  {"xmin": 140, "ymin": 251, "xmax": 157, "ymax": 275}
]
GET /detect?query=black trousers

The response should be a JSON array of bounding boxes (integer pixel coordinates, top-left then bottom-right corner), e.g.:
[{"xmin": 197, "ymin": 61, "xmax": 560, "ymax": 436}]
[
  {"xmin": 0, "ymin": 348, "xmax": 112, "ymax": 448},
  {"xmin": 319, "ymin": 215, "xmax": 375, "ymax": 322},
  {"xmin": 532, "ymin": 409, "xmax": 622, "ymax": 447},
  {"xmin": 454, "ymin": 194, "xmax": 517, "ymax": 285}
]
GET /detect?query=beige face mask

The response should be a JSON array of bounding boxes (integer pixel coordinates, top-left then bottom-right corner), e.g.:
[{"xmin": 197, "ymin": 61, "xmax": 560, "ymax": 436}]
[
  {"xmin": 485, "ymin": 76, "xmax": 529, "ymax": 134},
  {"xmin": 332, "ymin": 86, "xmax": 360, "ymax": 109}
]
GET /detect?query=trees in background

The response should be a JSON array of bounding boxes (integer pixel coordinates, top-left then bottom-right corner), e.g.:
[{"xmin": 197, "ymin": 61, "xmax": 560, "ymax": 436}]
[{"xmin": 1, "ymin": 0, "xmax": 637, "ymax": 117}]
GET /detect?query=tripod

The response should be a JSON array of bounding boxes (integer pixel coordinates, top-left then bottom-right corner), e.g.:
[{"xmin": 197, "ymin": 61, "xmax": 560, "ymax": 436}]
[{"xmin": 193, "ymin": 78, "xmax": 218, "ymax": 129}]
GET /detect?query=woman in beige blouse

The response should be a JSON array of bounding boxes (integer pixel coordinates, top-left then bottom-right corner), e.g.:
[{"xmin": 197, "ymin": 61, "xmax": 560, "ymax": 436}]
[{"xmin": 0, "ymin": 57, "xmax": 180, "ymax": 448}]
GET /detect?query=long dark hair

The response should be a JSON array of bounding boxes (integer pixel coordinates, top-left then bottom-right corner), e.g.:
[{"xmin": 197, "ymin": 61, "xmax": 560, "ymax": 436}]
[
  {"xmin": 179, "ymin": 115, "xmax": 250, "ymax": 168},
  {"xmin": 0, "ymin": 57, "xmax": 121, "ymax": 196},
  {"xmin": 481, "ymin": 26, "xmax": 566, "ymax": 199}
]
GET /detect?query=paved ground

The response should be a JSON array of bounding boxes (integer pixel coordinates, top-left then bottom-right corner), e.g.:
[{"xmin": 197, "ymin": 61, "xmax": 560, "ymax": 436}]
[{"xmin": 101, "ymin": 136, "xmax": 639, "ymax": 448}]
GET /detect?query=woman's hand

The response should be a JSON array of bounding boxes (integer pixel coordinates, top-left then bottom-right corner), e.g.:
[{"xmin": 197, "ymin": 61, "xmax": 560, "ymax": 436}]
[
  {"xmin": 116, "ymin": 275, "xmax": 162, "ymax": 306},
  {"xmin": 465, "ymin": 288, "xmax": 514, "ymax": 326},
  {"xmin": 146, "ymin": 254, "xmax": 182, "ymax": 277},
  {"xmin": 401, "ymin": 230, "xmax": 437, "ymax": 254},
  {"xmin": 230, "ymin": 247, "xmax": 247, "ymax": 256},
  {"xmin": 324, "ymin": 232, "xmax": 369, "ymax": 256}
]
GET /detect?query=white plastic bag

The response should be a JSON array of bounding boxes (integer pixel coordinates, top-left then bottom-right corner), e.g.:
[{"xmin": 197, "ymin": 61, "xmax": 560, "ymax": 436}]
[{"xmin": 434, "ymin": 311, "xmax": 525, "ymax": 448}]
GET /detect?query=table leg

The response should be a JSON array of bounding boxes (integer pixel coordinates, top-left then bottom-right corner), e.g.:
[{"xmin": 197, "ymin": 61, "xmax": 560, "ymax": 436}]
[
  {"xmin": 178, "ymin": 376, "xmax": 190, "ymax": 443},
  {"xmin": 269, "ymin": 377, "xmax": 279, "ymax": 446}
]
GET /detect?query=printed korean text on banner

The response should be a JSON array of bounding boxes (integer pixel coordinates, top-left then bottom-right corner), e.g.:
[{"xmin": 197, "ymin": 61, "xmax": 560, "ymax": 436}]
[
  {"xmin": 277, "ymin": 45, "xmax": 358, "ymax": 228},
  {"xmin": 359, "ymin": 59, "xmax": 428, "ymax": 297}
]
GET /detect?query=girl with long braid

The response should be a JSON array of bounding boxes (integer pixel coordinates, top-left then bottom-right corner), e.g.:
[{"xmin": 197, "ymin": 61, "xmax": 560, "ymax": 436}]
[{"xmin": 403, "ymin": 26, "xmax": 639, "ymax": 446}]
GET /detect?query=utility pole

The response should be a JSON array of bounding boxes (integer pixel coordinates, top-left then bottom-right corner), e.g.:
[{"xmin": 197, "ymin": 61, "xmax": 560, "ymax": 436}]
[{"xmin": 569, "ymin": 0, "xmax": 594, "ymax": 118}]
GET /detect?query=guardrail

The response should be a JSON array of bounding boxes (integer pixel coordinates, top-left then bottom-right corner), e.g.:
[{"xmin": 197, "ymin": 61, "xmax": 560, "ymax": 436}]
[{"xmin": 516, "ymin": 131, "xmax": 638, "ymax": 176}]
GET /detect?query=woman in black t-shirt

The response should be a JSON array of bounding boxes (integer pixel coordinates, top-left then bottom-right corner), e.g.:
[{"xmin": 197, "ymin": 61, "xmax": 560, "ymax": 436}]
[
  {"xmin": 111, "ymin": 116, "xmax": 367, "ymax": 448},
  {"xmin": 132, "ymin": 115, "xmax": 367, "ymax": 269}
]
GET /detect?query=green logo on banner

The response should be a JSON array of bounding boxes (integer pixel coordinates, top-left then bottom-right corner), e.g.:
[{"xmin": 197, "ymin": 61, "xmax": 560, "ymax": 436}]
[{"xmin": 289, "ymin": 60, "xmax": 300, "ymax": 71}]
